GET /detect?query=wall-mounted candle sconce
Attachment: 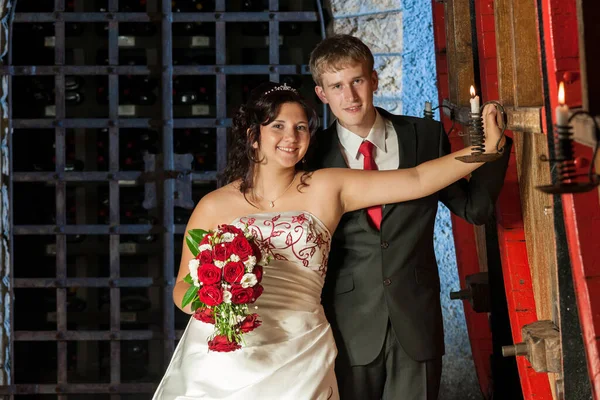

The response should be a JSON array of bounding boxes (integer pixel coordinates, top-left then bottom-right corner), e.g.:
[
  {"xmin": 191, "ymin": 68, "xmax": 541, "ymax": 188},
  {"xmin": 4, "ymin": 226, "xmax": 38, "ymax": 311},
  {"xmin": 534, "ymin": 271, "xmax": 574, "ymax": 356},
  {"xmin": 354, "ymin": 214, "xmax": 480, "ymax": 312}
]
[
  {"xmin": 423, "ymin": 101, "xmax": 457, "ymax": 137},
  {"xmin": 455, "ymin": 86, "xmax": 507, "ymax": 163},
  {"xmin": 537, "ymin": 82, "xmax": 600, "ymax": 194},
  {"xmin": 425, "ymin": 86, "xmax": 507, "ymax": 161}
]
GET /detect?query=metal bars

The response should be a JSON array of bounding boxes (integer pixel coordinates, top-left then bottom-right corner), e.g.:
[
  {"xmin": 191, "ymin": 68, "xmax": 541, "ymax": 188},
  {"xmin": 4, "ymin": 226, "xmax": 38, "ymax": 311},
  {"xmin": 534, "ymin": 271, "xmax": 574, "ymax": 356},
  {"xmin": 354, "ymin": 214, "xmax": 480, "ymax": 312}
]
[{"xmin": 5, "ymin": 0, "xmax": 325, "ymax": 396}]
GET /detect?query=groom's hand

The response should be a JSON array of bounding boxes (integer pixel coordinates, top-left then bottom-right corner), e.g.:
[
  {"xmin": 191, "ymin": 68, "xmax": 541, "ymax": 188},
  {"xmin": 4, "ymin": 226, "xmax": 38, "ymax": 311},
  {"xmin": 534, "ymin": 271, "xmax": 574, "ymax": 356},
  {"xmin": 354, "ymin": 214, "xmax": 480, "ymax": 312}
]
[{"xmin": 483, "ymin": 104, "xmax": 506, "ymax": 153}]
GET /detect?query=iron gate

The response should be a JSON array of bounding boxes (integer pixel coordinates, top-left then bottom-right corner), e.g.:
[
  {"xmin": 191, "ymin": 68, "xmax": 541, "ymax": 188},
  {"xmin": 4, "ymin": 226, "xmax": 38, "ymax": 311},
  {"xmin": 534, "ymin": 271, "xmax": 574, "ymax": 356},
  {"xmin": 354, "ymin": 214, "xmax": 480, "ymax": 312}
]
[{"xmin": 0, "ymin": 0, "xmax": 326, "ymax": 397}]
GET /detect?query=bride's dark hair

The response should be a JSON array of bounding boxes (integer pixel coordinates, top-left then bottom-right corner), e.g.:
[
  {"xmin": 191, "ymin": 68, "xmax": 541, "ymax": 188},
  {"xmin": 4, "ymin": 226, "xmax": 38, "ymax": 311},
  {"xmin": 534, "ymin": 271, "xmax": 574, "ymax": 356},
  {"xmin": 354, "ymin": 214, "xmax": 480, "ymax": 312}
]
[{"xmin": 222, "ymin": 81, "xmax": 319, "ymax": 198}]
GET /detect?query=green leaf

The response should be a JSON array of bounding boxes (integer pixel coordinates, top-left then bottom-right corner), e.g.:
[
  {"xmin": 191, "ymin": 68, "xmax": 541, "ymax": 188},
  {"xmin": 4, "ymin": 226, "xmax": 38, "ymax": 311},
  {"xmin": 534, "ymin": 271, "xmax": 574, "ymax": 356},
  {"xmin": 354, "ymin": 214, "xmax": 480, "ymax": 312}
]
[
  {"xmin": 181, "ymin": 285, "xmax": 198, "ymax": 309},
  {"xmin": 191, "ymin": 299, "xmax": 202, "ymax": 311},
  {"xmin": 183, "ymin": 273, "xmax": 193, "ymax": 285},
  {"xmin": 188, "ymin": 229, "xmax": 208, "ymax": 245},
  {"xmin": 185, "ymin": 236, "xmax": 200, "ymax": 257}
]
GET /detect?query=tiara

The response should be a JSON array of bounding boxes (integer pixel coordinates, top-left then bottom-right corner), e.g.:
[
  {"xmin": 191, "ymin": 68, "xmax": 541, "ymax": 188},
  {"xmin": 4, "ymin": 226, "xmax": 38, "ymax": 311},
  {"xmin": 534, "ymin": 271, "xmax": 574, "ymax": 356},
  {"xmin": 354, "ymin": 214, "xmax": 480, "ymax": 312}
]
[{"xmin": 264, "ymin": 82, "xmax": 297, "ymax": 95}]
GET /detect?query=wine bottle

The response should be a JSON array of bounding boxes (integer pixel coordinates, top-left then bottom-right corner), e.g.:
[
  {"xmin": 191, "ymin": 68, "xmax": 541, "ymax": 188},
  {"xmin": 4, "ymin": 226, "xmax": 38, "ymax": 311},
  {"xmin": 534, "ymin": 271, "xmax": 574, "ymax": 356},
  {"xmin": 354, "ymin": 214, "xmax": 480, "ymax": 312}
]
[
  {"xmin": 173, "ymin": 76, "xmax": 214, "ymax": 109},
  {"xmin": 119, "ymin": 23, "xmax": 157, "ymax": 37},
  {"xmin": 280, "ymin": 22, "xmax": 302, "ymax": 36},
  {"xmin": 121, "ymin": 288, "xmax": 152, "ymax": 312},
  {"xmin": 193, "ymin": 128, "xmax": 217, "ymax": 171},
  {"xmin": 172, "ymin": 22, "xmax": 214, "ymax": 37},
  {"xmin": 121, "ymin": 341, "xmax": 149, "ymax": 381},
  {"xmin": 96, "ymin": 0, "xmax": 147, "ymax": 12},
  {"xmin": 173, "ymin": 48, "xmax": 215, "ymax": 65},
  {"xmin": 172, "ymin": 0, "xmax": 215, "ymax": 12},
  {"xmin": 174, "ymin": 128, "xmax": 216, "ymax": 171},
  {"xmin": 241, "ymin": 0, "xmax": 269, "ymax": 36},
  {"xmin": 96, "ymin": 48, "xmax": 148, "ymax": 66},
  {"xmin": 242, "ymin": 0, "xmax": 268, "ymax": 11},
  {"xmin": 96, "ymin": 75, "xmax": 158, "ymax": 107}
]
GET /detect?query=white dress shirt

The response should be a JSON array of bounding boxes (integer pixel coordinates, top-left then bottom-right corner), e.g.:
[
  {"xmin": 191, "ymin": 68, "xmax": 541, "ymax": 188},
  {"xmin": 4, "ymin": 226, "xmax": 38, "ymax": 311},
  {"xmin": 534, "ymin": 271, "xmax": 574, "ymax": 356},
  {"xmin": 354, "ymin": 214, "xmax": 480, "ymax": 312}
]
[{"xmin": 336, "ymin": 111, "xmax": 400, "ymax": 171}]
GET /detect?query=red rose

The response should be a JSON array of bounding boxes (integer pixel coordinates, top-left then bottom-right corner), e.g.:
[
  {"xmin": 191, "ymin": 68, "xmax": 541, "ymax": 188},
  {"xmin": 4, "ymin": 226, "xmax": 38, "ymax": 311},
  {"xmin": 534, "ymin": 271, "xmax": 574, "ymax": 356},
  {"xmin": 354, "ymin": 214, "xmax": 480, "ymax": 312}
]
[
  {"xmin": 199, "ymin": 285, "xmax": 223, "ymax": 306},
  {"xmin": 232, "ymin": 236, "xmax": 253, "ymax": 260},
  {"xmin": 193, "ymin": 307, "xmax": 215, "ymax": 324},
  {"xmin": 253, "ymin": 265, "xmax": 263, "ymax": 283},
  {"xmin": 208, "ymin": 335, "xmax": 241, "ymax": 352},
  {"xmin": 252, "ymin": 284, "xmax": 264, "ymax": 302},
  {"xmin": 223, "ymin": 262, "xmax": 245, "ymax": 284},
  {"xmin": 198, "ymin": 263, "xmax": 221, "ymax": 286},
  {"xmin": 231, "ymin": 285, "xmax": 254, "ymax": 304},
  {"xmin": 200, "ymin": 234, "xmax": 212, "ymax": 246},
  {"xmin": 219, "ymin": 225, "xmax": 244, "ymax": 235},
  {"xmin": 199, "ymin": 249, "xmax": 213, "ymax": 265},
  {"xmin": 250, "ymin": 241, "xmax": 263, "ymax": 263},
  {"xmin": 212, "ymin": 242, "xmax": 232, "ymax": 262},
  {"xmin": 239, "ymin": 313, "xmax": 262, "ymax": 333}
]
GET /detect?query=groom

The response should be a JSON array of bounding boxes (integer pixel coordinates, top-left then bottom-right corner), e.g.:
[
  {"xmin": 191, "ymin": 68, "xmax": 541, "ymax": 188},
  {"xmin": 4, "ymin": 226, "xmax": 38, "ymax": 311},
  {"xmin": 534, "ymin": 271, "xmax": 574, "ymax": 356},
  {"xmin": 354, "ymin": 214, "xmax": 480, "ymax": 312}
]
[{"xmin": 309, "ymin": 34, "xmax": 511, "ymax": 399}]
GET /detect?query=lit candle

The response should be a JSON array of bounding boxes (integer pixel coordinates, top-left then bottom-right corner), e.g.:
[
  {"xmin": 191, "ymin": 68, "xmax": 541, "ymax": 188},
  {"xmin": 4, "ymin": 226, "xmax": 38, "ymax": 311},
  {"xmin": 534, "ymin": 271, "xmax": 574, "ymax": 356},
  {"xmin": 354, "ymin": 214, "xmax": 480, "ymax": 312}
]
[
  {"xmin": 469, "ymin": 85, "xmax": 480, "ymax": 114},
  {"xmin": 555, "ymin": 81, "xmax": 569, "ymax": 126},
  {"xmin": 424, "ymin": 101, "xmax": 432, "ymax": 112}
]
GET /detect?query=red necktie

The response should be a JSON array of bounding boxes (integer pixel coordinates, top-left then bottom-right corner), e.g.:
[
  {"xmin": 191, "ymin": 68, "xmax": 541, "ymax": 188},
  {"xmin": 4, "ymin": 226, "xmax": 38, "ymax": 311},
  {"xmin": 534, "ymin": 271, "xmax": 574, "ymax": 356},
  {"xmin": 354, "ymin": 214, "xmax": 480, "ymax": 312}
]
[{"xmin": 358, "ymin": 140, "xmax": 382, "ymax": 230}]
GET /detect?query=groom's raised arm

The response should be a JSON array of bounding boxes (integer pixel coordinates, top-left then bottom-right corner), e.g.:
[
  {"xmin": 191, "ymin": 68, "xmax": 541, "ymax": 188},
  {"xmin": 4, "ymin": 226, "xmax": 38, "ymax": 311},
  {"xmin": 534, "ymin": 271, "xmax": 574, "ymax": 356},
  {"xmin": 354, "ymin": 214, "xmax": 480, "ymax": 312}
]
[{"xmin": 437, "ymin": 121, "xmax": 513, "ymax": 225}]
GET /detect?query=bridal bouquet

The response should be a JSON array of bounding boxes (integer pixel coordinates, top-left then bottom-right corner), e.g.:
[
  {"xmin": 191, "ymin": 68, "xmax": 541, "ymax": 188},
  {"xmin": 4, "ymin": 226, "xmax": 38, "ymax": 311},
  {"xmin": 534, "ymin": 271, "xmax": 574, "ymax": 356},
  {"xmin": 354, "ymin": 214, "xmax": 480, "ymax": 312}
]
[{"xmin": 181, "ymin": 224, "xmax": 269, "ymax": 352}]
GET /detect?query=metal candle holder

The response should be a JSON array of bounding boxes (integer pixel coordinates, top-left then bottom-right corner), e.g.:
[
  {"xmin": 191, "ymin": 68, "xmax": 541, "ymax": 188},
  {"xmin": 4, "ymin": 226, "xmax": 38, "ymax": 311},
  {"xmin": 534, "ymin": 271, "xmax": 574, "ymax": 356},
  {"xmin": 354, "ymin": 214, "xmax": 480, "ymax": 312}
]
[
  {"xmin": 455, "ymin": 100, "xmax": 506, "ymax": 163},
  {"xmin": 423, "ymin": 103, "xmax": 457, "ymax": 137},
  {"xmin": 537, "ymin": 111, "xmax": 600, "ymax": 194}
]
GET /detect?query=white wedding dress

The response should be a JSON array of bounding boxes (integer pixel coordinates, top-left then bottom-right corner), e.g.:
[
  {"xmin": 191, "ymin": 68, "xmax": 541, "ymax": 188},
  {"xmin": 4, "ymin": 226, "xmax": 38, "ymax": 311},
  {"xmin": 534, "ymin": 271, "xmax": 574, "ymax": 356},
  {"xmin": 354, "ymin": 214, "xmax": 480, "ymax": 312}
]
[{"xmin": 153, "ymin": 211, "xmax": 339, "ymax": 400}]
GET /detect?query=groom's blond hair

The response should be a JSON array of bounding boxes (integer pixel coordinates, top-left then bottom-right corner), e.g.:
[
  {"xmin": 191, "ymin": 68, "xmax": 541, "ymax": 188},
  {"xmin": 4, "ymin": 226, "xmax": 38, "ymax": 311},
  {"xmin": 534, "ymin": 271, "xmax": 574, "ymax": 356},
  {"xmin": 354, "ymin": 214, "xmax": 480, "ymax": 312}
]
[{"xmin": 309, "ymin": 34, "xmax": 375, "ymax": 86}]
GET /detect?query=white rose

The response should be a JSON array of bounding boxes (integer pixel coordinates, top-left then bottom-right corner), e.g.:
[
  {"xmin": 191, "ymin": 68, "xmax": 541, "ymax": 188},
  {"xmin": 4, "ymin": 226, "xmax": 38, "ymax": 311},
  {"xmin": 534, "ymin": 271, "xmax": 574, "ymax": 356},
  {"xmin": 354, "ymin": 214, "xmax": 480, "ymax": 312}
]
[
  {"xmin": 243, "ymin": 256, "xmax": 256, "ymax": 269},
  {"xmin": 240, "ymin": 273, "xmax": 257, "ymax": 288},
  {"xmin": 221, "ymin": 232, "xmax": 235, "ymax": 243},
  {"xmin": 222, "ymin": 290, "xmax": 232, "ymax": 304},
  {"xmin": 188, "ymin": 259, "xmax": 200, "ymax": 287},
  {"xmin": 198, "ymin": 243, "xmax": 212, "ymax": 252}
]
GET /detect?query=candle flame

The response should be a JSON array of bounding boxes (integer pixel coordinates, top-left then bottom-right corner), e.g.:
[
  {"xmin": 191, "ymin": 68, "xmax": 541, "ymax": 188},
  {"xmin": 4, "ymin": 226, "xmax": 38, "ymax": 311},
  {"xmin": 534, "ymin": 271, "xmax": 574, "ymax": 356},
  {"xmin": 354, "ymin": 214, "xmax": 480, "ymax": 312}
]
[
  {"xmin": 558, "ymin": 81, "xmax": 565, "ymax": 105},
  {"xmin": 470, "ymin": 85, "xmax": 476, "ymax": 97}
]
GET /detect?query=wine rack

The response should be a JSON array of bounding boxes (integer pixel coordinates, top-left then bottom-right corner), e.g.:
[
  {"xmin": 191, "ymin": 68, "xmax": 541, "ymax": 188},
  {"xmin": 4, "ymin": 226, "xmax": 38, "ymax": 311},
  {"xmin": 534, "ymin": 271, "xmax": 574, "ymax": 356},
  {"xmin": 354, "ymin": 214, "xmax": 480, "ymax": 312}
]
[{"xmin": 3, "ymin": 0, "xmax": 326, "ymax": 398}]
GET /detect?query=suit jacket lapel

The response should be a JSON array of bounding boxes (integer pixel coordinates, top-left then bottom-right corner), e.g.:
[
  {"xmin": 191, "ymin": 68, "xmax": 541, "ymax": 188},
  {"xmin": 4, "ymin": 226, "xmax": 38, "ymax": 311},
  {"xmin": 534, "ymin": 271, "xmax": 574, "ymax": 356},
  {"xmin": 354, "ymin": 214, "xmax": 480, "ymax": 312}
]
[
  {"xmin": 321, "ymin": 124, "xmax": 348, "ymax": 169},
  {"xmin": 323, "ymin": 123, "xmax": 376, "ymax": 233},
  {"xmin": 323, "ymin": 112, "xmax": 419, "ymax": 230},
  {"xmin": 376, "ymin": 108, "xmax": 417, "ymax": 220}
]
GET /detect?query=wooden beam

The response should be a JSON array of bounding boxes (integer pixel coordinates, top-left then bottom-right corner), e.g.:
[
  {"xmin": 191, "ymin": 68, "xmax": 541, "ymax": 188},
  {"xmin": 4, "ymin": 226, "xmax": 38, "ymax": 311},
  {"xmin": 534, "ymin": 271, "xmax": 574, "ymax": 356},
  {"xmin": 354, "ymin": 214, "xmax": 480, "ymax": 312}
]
[
  {"xmin": 513, "ymin": 131, "xmax": 558, "ymax": 322},
  {"xmin": 441, "ymin": 100, "xmax": 542, "ymax": 134},
  {"xmin": 444, "ymin": 0, "xmax": 475, "ymax": 106},
  {"xmin": 494, "ymin": 1, "xmax": 557, "ymax": 396},
  {"xmin": 494, "ymin": 0, "xmax": 515, "ymax": 105},
  {"xmin": 495, "ymin": 0, "xmax": 543, "ymax": 107},
  {"xmin": 506, "ymin": 107, "xmax": 543, "ymax": 133},
  {"xmin": 511, "ymin": 0, "xmax": 543, "ymax": 107}
]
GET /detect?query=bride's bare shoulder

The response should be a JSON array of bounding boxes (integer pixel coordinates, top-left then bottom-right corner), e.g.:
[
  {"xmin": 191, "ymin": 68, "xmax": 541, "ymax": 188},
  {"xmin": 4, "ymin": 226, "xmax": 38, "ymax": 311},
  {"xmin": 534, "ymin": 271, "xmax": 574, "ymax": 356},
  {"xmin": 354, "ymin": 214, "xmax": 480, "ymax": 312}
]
[
  {"xmin": 187, "ymin": 181, "xmax": 244, "ymax": 227},
  {"xmin": 306, "ymin": 168, "xmax": 348, "ymax": 184}
]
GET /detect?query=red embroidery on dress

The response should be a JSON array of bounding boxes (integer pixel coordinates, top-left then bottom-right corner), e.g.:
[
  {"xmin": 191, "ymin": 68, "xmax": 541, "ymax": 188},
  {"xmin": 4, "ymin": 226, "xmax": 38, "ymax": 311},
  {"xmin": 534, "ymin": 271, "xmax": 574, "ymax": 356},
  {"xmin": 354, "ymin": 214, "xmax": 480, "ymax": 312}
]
[
  {"xmin": 292, "ymin": 214, "xmax": 307, "ymax": 225},
  {"xmin": 237, "ymin": 212, "xmax": 330, "ymax": 276}
]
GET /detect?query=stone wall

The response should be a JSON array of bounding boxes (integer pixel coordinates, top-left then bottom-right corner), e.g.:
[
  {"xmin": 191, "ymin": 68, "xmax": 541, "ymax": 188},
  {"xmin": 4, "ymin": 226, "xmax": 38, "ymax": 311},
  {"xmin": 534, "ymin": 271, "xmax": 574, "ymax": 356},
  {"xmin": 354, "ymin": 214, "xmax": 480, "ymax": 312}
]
[{"xmin": 325, "ymin": 1, "xmax": 481, "ymax": 398}]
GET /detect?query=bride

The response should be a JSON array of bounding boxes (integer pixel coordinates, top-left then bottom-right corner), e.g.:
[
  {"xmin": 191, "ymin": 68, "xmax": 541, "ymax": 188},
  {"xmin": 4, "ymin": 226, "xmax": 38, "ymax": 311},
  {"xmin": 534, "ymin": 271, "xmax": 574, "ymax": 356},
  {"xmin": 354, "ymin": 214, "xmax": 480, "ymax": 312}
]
[{"xmin": 153, "ymin": 82, "xmax": 503, "ymax": 399}]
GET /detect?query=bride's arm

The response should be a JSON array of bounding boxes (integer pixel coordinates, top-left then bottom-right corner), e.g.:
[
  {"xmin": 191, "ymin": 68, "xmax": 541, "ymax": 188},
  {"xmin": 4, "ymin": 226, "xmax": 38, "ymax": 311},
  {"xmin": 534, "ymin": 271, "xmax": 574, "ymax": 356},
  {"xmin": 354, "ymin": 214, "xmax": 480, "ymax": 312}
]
[
  {"xmin": 328, "ymin": 105, "xmax": 505, "ymax": 214},
  {"xmin": 173, "ymin": 195, "xmax": 219, "ymax": 314}
]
